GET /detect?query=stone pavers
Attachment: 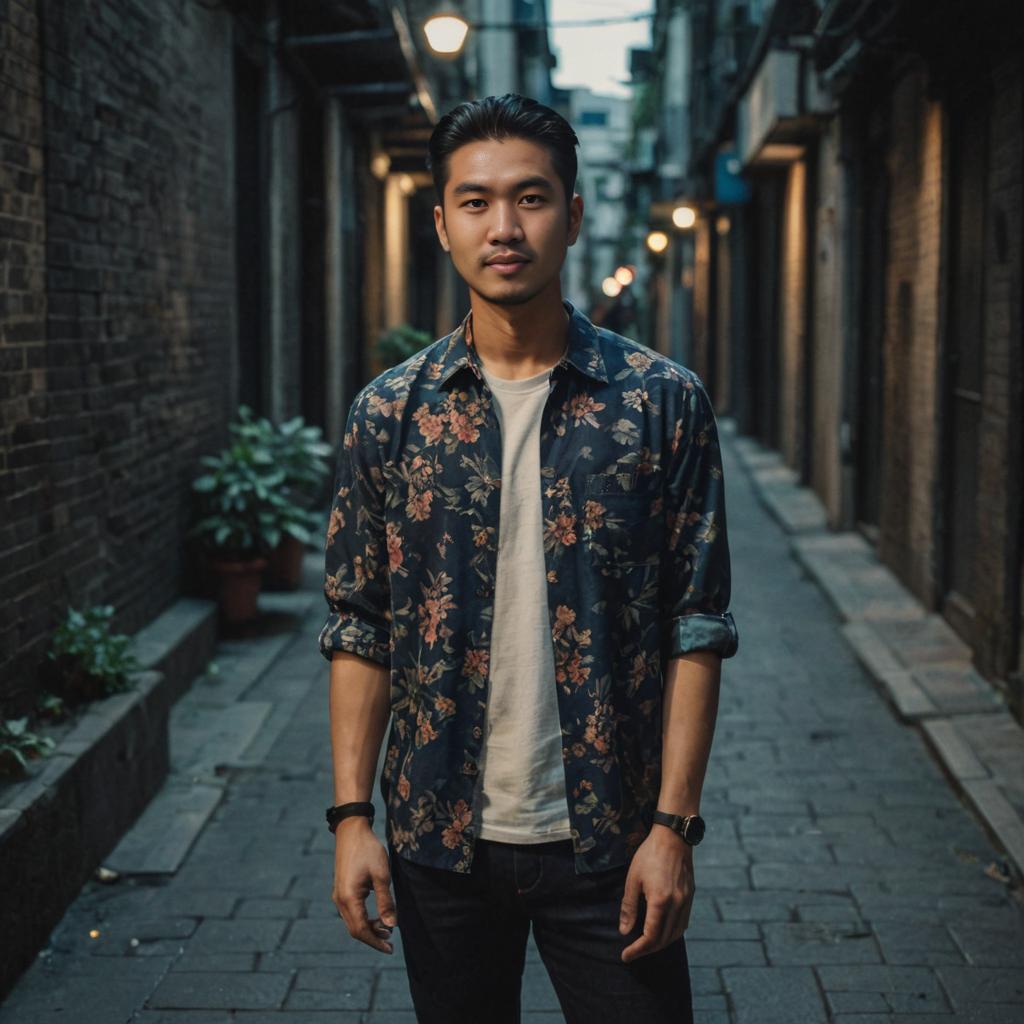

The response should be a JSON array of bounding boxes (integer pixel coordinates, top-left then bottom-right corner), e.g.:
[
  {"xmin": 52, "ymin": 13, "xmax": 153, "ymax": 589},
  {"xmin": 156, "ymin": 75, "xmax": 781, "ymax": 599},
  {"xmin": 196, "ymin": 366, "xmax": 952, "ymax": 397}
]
[
  {"xmin": 1, "ymin": 426, "xmax": 1023, "ymax": 1022},
  {"xmin": 730, "ymin": 432, "xmax": 1024, "ymax": 888}
]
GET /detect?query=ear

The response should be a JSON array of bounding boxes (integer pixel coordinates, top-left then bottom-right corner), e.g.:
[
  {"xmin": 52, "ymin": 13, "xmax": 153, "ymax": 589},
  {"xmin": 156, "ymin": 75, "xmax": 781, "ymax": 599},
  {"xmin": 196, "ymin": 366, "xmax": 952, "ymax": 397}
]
[
  {"xmin": 567, "ymin": 192, "xmax": 584, "ymax": 247},
  {"xmin": 434, "ymin": 204, "xmax": 450, "ymax": 252}
]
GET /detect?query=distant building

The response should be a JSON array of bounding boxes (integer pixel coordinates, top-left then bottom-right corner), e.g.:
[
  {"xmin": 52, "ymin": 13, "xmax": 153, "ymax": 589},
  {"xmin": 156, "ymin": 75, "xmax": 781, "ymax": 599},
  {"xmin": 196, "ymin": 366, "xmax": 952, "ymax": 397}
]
[{"xmin": 556, "ymin": 88, "xmax": 632, "ymax": 317}]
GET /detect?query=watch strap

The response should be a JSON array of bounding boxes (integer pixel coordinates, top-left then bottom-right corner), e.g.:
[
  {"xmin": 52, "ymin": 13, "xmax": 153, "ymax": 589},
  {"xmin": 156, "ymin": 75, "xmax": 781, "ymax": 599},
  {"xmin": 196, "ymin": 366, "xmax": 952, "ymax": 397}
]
[
  {"xmin": 652, "ymin": 810, "xmax": 705, "ymax": 845},
  {"xmin": 325, "ymin": 800, "xmax": 375, "ymax": 833}
]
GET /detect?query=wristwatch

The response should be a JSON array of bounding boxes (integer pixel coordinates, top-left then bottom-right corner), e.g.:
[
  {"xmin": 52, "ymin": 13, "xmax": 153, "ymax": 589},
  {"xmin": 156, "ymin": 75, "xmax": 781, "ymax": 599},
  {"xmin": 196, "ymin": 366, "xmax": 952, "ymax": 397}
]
[
  {"xmin": 652, "ymin": 810, "xmax": 706, "ymax": 846},
  {"xmin": 325, "ymin": 800, "xmax": 375, "ymax": 833}
]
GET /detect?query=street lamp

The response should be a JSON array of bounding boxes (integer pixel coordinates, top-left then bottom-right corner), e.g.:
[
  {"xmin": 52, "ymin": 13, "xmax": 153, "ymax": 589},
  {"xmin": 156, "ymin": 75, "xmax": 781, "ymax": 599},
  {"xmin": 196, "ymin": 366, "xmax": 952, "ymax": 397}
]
[
  {"xmin": 423, "ymin": 13, "xmax": 469, "ymax": 55},
  {"xmin": 370, "ymin": 152, "xmax": 391, "ymax": 180},
  {"xmin": 601, "ymin": 277, "xmax": 623, "ymax": 298},
  {"xmin": 646, "ymin": 230, "xmax": 669, "ymax": 254},
  {"xmin": 614, "ymin": 265, "xmax": 635, "ymax": 286},
  {"xmin": 423, "ymin": 9, "xmax": 654, "ymax": 57},
  {"xmin": 672, "ymin": 205, "xmax": 697, "ymax": 230}
]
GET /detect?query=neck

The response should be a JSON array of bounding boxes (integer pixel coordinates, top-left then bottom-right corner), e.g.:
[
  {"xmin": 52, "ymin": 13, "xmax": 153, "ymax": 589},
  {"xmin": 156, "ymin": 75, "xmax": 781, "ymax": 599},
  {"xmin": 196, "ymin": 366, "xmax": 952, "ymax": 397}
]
[{"xmin": 467, "ymin": 284, "xmax": 570, "ymax": 379}]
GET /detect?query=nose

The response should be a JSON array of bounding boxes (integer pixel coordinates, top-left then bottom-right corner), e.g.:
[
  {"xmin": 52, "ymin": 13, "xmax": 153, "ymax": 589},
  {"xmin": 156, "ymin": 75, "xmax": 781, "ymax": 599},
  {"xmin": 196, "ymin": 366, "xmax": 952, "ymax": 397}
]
[{"xmin": 487, "ymin": 201, "xmax": 525, "ymax": 244}]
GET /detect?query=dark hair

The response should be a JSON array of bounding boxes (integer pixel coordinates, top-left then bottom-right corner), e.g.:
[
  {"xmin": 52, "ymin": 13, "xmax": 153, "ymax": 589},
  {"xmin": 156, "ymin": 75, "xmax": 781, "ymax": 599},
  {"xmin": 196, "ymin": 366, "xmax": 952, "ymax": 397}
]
[{"xmin": 427, "ymin": 93, "xmax": 579, "ymax": 208}]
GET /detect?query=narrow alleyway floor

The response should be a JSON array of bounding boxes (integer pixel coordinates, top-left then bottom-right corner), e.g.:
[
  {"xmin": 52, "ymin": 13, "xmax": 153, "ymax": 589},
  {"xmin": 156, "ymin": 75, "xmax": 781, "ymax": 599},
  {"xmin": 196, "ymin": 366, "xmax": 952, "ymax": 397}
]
[{"xmin": 2, "ymin": 427, "xmax": 1023, "ymax": 1023}]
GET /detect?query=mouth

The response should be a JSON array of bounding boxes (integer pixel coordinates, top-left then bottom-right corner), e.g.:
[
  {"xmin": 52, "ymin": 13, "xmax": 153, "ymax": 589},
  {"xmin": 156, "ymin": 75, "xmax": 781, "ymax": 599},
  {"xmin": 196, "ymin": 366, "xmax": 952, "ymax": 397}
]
[{"xmin": 485, "ymin": 255, "xmax": 530, "ymax": 275}]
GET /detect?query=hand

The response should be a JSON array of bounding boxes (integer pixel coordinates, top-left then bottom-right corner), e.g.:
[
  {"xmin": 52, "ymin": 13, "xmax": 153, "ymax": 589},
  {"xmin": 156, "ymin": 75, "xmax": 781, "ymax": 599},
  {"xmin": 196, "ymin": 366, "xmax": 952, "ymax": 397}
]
[
  {"xmin": 332, "ymin": 817, "xmax": 398, "ymax": 954},
  {"xmin": 618, "ymin": 826, "xmax": 695, "ymax": 963}
]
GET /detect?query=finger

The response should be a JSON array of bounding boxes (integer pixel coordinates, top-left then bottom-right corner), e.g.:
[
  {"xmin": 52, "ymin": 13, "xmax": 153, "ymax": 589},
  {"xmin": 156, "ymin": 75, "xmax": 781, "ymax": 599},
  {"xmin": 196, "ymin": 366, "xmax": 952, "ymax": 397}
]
[
  {"xmin": 621, "ymin": 898, "xmax": 668, "ymax": 963},
  {"xmin": 665, "ymin": 900, "xmax": 687, "ymax": 947},
  {"xmin": 373, "ymin": 872, "xmax": 398, "ymax": 929},
  {"xmin": 340, "ymin": 895, "xmax": 393, "ymax": 954},
  {"xmin": 618, "ymin": 872, "xmax": 642, "ymax": 935}
]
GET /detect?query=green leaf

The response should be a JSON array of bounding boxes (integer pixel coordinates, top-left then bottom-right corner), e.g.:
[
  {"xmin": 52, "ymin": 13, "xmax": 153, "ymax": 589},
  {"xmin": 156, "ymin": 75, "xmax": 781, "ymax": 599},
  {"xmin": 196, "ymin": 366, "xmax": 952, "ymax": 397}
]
[{"xmin": 282, "ymin": 522, "xmax": 311, "ymax": 543}]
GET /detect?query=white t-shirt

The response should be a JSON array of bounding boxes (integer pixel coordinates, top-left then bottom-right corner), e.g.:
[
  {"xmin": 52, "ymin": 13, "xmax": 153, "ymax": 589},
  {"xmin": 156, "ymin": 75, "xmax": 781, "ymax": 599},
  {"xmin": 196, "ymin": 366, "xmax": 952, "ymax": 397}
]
[{"xmin": 473, "ymin": 359, "xmax": 573, "ymax": 843}]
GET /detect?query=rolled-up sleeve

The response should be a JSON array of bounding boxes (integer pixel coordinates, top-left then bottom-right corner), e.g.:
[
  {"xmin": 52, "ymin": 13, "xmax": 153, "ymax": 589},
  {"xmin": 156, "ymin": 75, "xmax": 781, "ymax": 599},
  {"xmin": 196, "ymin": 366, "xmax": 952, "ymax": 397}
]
[
  {"xmin": 318, "ymin": 387, "xmax": 392, "ymax": 667},
  {"xmin": 659, "ymin": 374, "xmax": 739, "ymax": 660}
]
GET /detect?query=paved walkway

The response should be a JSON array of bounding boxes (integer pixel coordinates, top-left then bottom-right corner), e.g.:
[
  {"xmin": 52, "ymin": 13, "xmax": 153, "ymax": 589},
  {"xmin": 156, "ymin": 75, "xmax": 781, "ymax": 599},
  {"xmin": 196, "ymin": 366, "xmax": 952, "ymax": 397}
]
[{"xmin": 2, "ymin": 426, "xmax": 1023, "ymax": 1023}]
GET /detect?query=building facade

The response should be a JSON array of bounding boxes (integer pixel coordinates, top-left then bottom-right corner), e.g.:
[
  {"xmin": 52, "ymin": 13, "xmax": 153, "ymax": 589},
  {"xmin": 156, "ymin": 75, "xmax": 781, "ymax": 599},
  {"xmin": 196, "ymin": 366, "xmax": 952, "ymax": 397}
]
[{"xmin": 632, "ymin": 0, "xmax": 1023, "ymax": 720}]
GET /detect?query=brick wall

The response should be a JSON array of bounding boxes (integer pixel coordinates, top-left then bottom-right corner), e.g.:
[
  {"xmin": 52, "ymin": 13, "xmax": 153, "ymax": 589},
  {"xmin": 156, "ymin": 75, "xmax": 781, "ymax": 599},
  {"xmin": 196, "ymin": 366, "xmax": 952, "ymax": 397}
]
[
  {"xmin": 878, "ymin": 60, "xmax": 943, "ymax": 602},
  {"xmin": 1, "ymin": 0, "xmax": 48, "ymax": 705},
  {"xmin": 976, "ymin": 57, "xmax": 1023, "ymax": 682},
  {"xmin": 0, "ymin": 0, "xmax": 236, "ymax": 712}
]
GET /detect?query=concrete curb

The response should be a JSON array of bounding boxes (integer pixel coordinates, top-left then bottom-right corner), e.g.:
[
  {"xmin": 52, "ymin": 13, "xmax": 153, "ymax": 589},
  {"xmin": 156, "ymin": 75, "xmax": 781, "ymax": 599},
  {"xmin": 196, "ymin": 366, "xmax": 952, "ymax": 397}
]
[
  {"xmin": 727, "ymin": 423, "xmax": 1024, "ymax": 886},
  {"xmin": 0, "ymin": 597, "xmax": 218, "ymax": 1000},
  {"xmin": 100, "ymin": 560, "xmax": 321, "ymax": 877}
]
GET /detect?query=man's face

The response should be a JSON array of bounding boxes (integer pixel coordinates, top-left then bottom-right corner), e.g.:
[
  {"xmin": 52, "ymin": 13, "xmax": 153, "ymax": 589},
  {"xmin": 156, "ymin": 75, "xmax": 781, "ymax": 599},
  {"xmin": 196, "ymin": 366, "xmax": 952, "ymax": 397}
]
[{"xmin": 433, "ymin": 136, "xmax": 584, "ymax": 306}]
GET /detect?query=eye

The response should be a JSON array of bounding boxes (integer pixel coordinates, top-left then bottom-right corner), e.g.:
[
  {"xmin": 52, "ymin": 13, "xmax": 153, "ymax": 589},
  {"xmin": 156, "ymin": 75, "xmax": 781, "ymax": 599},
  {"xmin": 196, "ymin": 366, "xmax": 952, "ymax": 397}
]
[
  {"xmin": 521, "ymin": 194, "xmax": 544, "ymax": 205},
  {"xmin": 462, "ymin": 198, "xmax": 486, "ymax": 208}
]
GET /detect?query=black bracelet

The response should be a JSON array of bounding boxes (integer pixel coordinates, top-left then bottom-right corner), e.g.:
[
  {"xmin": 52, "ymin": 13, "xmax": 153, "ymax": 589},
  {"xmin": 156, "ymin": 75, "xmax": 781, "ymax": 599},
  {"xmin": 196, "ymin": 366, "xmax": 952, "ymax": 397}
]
[{"xmin": 325, "ymin": 801, "xmax": 375, "ymax": 833}]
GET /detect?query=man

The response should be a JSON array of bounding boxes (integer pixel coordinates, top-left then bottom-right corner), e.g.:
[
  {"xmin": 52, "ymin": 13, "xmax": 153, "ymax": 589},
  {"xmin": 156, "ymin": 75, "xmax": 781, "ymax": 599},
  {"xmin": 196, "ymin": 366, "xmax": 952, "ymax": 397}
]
[{"xmin": 320, "ymin": 94, "xmax": 739, "ymax": 1023}]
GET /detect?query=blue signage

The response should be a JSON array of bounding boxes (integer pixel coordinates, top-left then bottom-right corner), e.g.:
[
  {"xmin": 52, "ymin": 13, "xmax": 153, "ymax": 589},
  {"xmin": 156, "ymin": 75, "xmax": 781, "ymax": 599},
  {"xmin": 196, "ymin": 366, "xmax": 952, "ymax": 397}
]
[{"xmin": 714, "ymin": 149, "xmax": 752, "ymax": 205}]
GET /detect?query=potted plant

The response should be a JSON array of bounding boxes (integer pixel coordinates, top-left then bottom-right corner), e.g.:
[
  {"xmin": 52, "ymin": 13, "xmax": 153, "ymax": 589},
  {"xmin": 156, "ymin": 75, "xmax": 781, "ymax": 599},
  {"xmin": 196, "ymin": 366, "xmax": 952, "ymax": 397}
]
[
  {"xmin": 374, "ymin": 323, "xmax": 432, "ymax": 372},
  {"xmin": 45, "ymin": 604, "xmax": 141, "ymax": 705},
  {"xmin": 187, "ymin": 422, "xmax": 293, "ymax": 623},
  {"xmin": 230, "ymin": 407, "xmax": 333, "ymax": 590},
  {"xmin": 0, "ymin": 718, "xmax": 56, "ymax": 778}
]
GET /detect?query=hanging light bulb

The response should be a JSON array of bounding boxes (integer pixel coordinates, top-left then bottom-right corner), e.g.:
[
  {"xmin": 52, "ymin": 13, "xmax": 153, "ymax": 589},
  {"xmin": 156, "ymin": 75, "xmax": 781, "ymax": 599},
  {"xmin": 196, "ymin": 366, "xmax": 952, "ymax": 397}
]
[
  {"xmin": 646, "ymin": 230, "xmax": 669, "ymax": 253},
  {"xmin": 424, "ymin": 14, "xmax": 470, "ymax": 55},
  {"xmin": 672, "ymin": 205, "xmax": 697, "ymax": 229}
]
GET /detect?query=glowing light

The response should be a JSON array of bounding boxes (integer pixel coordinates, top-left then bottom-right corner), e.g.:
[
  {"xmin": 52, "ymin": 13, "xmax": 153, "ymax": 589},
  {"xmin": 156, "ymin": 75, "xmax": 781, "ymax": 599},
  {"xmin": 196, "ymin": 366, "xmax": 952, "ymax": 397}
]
[
  {"xmin": 398, "ymin": 174, "xmax": 417, "ymax": 196},
  {"xmin": 646, "ymin": 230, "xmax": 669, "ymax": 253},
  {"xmin": 424, "ymin": 14, "xmax": 470, "ymax": 55},
  {"xmin": 370, "ymin": 153, "xmax": 391, "ymax": 180},
  {"xmin": 672, "ymin": 205, "xmax": 697, "ymax": 229},
  {"xmin": 716, "ymin": 215, "xmax": 730, "ymax": 236},
  {"xmin": 89, "ymin": 929, "xmax": 100, "ymax": 939},
  {"xmin": 613, "ymin": 266, "xmax": 634, "ymax": 286},
  {"xmin": 601, "ymin": 277, "xmax": 622, "ymax": 297}
]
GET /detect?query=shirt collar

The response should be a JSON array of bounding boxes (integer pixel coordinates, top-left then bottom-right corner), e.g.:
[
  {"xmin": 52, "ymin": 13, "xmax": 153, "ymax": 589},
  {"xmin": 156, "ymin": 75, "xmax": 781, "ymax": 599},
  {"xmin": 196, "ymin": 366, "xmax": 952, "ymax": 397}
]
[{"xmin": 435, "ymin": 297, "xmax": 609, "ymax": 389}]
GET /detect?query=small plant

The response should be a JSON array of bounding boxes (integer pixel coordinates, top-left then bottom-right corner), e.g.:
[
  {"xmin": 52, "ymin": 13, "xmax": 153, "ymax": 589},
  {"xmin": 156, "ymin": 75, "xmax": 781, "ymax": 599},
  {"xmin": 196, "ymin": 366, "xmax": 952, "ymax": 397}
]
[
  {"xmin": 35, "ymin": 690, "xmax": 68, "ymax": 722},
  {"xmin": 47, "ymin": 605, "xmax": 140, "ymax": 703},
  {"xmin": 189, "ymin": 406, "xmax": 329, "ymax": 559},
  {"xmin": 0, "ymin": 718, "xmax": 56, "ymax": 777},
  {"xmin": 231, "ymin": 406, "xmax": 333, "ymax": 496},
  {"xmin": 187, "ymin": 431, "xmax": 291, "ymax": 560},
  {"xmin": 374, "ymin": 324, "xmax": 432, "ymax": 370}
]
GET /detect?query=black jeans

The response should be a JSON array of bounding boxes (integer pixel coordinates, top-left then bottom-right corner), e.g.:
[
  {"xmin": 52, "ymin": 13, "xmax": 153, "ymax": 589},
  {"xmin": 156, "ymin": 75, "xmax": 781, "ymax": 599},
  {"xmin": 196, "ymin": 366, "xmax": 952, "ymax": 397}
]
[{"xmin": 387, "ymin": 837, "xmax": 694, "ymax": 1024}]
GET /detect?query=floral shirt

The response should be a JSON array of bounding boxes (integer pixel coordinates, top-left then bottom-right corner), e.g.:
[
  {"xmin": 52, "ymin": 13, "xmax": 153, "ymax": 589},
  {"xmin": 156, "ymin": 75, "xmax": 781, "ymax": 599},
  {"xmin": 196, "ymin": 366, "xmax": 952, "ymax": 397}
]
[{"xmin": 319, "ymin": 298, "xmax": 739, "ymax": 875}]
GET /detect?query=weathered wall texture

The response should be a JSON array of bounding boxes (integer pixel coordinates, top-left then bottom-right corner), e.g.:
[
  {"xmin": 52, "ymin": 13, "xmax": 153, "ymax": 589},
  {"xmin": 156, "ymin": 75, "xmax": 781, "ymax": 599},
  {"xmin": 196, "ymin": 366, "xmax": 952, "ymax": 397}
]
[{"xmin": 1, "ymin": 0, "xmax": 236, "ymax": 710}]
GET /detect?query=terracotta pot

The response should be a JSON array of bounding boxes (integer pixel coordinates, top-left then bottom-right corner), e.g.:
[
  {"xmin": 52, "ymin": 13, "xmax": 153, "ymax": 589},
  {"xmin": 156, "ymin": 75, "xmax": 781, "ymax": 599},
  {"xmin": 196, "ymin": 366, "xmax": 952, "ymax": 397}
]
[
  {"xmin": 264, "ymin": 533, "xmax": 305, "ymax": 591},
  {"xmin": 48, "ymin": 655, "xmax": 107, "ymax": 704},
  {"xmin": 210, "ymin": 556, "xmax": 268, "ymax": 623}
]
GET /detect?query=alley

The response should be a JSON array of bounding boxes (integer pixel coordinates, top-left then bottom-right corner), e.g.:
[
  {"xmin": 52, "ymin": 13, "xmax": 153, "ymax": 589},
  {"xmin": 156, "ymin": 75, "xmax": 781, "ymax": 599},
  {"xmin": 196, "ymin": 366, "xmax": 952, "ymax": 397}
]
[{"xmin": 1, "ymin": 425, "xmax": 1022, "ymax": 1024}]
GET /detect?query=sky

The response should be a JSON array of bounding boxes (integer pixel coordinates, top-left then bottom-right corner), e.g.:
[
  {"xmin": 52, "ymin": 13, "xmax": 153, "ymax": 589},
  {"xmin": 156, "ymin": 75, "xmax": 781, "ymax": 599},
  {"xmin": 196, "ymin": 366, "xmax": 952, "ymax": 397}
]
[{"xmin": 548, "ymin": 0, "xmax": 653, "ymax": 98}]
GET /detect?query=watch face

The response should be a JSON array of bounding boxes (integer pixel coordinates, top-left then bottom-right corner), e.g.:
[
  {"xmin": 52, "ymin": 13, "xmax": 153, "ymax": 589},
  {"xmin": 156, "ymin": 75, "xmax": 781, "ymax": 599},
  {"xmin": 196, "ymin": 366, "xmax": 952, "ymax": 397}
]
[{"xmin": 683, "ymin": 815, "xmax": 705, "ymax": 845}]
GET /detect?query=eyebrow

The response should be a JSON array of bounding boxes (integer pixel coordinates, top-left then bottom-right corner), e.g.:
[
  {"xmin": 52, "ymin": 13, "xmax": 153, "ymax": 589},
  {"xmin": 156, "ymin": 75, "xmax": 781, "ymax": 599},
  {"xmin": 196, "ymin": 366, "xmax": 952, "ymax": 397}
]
[{"xmin": 450, "ymin": 176, "xmax": 555, "ymax": 197}]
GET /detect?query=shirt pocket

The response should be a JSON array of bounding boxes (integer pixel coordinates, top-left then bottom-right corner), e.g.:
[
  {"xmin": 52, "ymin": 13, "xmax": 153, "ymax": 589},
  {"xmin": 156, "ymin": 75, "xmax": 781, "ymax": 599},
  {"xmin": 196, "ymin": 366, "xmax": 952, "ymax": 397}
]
[{"xmin": 581, "ymin": 469, "xmax": 662, "ymax": 569}]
